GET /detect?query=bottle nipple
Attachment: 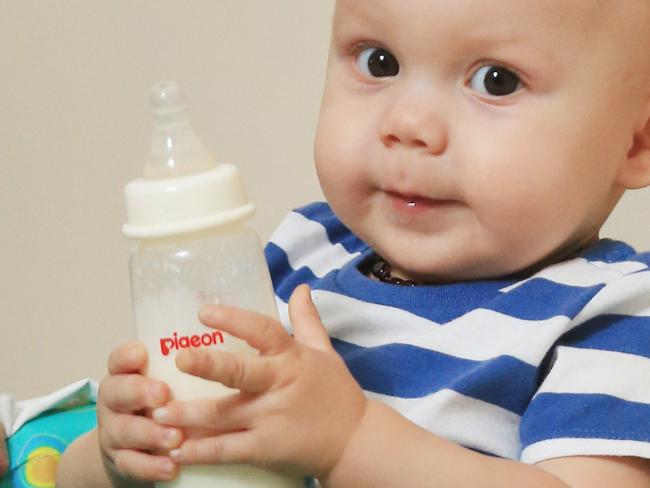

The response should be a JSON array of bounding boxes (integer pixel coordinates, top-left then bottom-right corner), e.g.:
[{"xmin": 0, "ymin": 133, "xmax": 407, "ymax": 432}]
[
  {"xmin": 144, "ymin": 81, "xmax": 217, "ymax": 180},
  {"xmin": 124, "ymin": 81, "xmax": 255, "ymax": 239}
]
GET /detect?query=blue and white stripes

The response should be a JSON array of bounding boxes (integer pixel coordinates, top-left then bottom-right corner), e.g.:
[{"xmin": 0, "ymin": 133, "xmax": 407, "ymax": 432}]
[{"xmin": 265, "ymin": 202, "xmax": 650, "ymax": 463}]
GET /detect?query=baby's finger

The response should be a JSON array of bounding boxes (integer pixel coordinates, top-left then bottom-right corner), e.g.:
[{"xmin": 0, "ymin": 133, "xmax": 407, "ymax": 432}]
[
  {"xmin": 112, "ymin": 449, "xmax": 178, "ymax": 482},
  {"xmin": 108, "ymin": 342, "xmax": 148, "ymax": 375},
  {"xmin": 176, "ymin": 349, "xmax": 274, "ymax": 393},
  {"xmin": 152, "ymin": 396, "xmax": 247, "ymax": 433},
  {"xmin": 104, "ymin": 412, "xmax": 183, "ymax": 453},
  {"xmin": 170, "ymin": 431, "xmax": 258, "ymax": 466},
  {"xmin": 289, "ymin": 284, "xmax": 333, "ymax": 352},
  {"xmin": 100, "ymin": 374, "xmax": 169, "ymax": 412},
  {"xmin": 199, "ymin": 306, "xmax": 291, "ymax": 355}
]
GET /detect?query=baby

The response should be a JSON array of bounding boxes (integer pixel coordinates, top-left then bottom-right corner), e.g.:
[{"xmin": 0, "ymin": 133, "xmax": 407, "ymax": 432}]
[{"xmin": 58, "ymin": 0, "xmax": 650, "ymax": 486}]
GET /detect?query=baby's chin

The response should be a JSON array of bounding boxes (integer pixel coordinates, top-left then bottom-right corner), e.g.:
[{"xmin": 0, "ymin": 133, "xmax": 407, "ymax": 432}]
[{"xmin": 338, "ymin": 205, "xmax": 543, "ymax": 282}]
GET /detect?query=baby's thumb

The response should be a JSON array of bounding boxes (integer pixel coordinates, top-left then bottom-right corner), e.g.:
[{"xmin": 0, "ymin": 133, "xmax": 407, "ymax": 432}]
[{"xmin": 288, "ymin": 284, "xmax": 332, "ymax": 352}]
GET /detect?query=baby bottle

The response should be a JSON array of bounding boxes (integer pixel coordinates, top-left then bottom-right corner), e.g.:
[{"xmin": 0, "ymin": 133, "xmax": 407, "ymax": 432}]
[{"xmin": 123, "ymin": 81, "xmax": 304, "ymax": 488}]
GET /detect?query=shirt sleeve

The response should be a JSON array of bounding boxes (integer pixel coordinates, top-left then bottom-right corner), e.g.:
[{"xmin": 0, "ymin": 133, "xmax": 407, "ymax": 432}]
[{"xmin": 518, "ymin": 270, "xmax": 650, "ymax": 464}]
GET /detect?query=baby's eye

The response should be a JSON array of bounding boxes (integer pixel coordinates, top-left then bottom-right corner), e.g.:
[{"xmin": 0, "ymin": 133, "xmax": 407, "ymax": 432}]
[
  {"xmin": 356, "ymin": 47, "xmax": 400, "ymax": 78},
  {"xmin": 468, "ymin": 65, "xmax": 522, "ymax": 96}
]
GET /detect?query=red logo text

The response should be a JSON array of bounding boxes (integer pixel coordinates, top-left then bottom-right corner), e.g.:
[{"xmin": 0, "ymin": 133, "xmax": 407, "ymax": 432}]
[{"xmin": 160, "ymin": 331, "xmax": 224, "ymax": 356}]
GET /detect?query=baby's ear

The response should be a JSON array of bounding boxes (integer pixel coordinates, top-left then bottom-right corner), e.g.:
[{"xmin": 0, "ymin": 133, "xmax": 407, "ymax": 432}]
[{"xmin": 617, "ymin": 101, "xmax": 650, "ymax": 189}]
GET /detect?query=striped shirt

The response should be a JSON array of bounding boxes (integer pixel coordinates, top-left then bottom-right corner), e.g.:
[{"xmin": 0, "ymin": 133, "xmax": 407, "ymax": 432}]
[{"xmin": 264, "ymin": 202, "xmax": 650, "ymax": 464}]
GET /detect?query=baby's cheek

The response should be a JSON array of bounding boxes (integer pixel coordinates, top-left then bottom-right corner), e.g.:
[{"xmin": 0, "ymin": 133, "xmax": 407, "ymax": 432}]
[{"xmin": 314, "ymin": 126, "xmax": 341, "ymax": 182}]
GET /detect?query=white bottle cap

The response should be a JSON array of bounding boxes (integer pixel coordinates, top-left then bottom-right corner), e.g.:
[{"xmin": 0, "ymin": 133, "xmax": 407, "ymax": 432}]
[{"xmin": 123, "ymin": 82, "xmax": 254, "ymax": 239}]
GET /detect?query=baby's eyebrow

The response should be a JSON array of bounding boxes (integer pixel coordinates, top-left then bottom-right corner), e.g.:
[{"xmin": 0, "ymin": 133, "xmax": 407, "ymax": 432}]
[
  {"xmin": 332, "ymin": 0, "xmax": 390, "ymax": 33},
  {"xmin": 456, "ymin": 25, "xmax": 562, "ymax": 70},
  {"xmin": 463, "ymin": 30, "xmax": 526, "ymax": 48}
]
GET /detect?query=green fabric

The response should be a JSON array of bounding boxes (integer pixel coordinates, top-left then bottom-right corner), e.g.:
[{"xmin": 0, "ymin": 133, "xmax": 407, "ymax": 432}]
[{"xmin": 1, "ymin": 404, "xmax": 97, "ymax": 488}]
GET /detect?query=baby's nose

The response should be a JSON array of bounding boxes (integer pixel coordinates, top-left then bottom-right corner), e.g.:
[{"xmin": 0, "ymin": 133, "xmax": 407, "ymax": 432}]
[{"xmin": 378, "ymin": 87, "xmax": 449, "ymax": 155}]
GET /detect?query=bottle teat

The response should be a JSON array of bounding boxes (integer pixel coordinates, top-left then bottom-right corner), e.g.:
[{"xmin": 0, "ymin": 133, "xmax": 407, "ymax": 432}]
[
  {"xmin": 123, "ymin": 81, "xmax": 255, "ymax": 239},
  {"xmin": 145, "ymin": 81, "xmax": 216, "ymax": 179}
]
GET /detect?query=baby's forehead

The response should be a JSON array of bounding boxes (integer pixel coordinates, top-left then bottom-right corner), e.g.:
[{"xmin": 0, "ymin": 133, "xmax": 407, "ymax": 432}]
[
  {"xmin": 333, "ymin": 0, "xmax": 648, "ymax": 27},
  {"xmin": 333, "ymin": 0, "xmax": 650, "ymax": 54}
]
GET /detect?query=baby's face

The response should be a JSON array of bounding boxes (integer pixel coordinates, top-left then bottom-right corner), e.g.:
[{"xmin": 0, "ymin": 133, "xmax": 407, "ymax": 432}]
[{"xmin": 314, "ymin": 0, "xmax": 650, "ymax": 282}]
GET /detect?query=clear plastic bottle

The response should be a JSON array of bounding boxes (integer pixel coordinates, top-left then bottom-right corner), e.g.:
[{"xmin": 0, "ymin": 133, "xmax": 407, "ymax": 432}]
[{"xmin": 123, "ymin": 81, "xmax": 304, "ymax": 488}]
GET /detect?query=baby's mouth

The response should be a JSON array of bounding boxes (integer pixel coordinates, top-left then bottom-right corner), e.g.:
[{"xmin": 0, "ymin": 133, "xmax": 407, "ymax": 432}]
[
  {"xmin": 382, "ymin": 190, "xmax": 462, "ymax": 229},
  {"xmin": 386, "ymin": 191, "xmax": 449, "ymax": 209}
]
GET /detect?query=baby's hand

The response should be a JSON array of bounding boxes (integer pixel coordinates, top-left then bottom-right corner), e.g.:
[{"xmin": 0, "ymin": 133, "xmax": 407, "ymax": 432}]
[
  {"xmin": 97, "ymin": 342, "xmax": 183, "ymax": 482},
  {"xmin": 152, "ymin": 285, "xmax": 368, "ymax": 479}
]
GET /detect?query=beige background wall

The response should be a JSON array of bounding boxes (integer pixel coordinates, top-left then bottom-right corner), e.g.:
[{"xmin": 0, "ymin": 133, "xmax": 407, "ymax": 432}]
[{"xmin": 1, "ymin": 0, "xmax": 649, "ymax": 400}]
